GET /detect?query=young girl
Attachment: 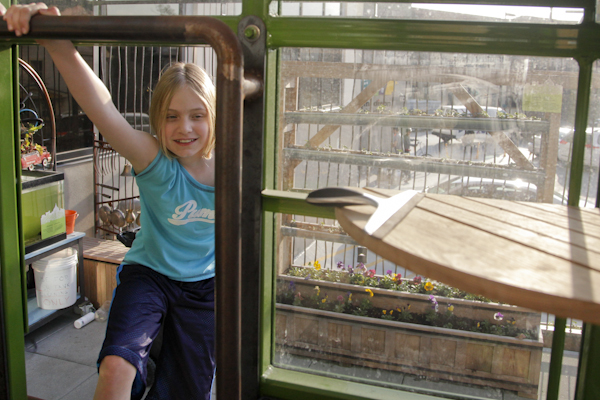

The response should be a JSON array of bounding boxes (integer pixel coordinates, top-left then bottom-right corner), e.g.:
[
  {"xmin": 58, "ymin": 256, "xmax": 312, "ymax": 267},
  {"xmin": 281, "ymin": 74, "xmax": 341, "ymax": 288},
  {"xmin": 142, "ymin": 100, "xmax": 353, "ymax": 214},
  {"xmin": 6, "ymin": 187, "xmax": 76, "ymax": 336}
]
[{"xmin": 3, "ymin": 4, "xmax": 217, "ymax": 399}]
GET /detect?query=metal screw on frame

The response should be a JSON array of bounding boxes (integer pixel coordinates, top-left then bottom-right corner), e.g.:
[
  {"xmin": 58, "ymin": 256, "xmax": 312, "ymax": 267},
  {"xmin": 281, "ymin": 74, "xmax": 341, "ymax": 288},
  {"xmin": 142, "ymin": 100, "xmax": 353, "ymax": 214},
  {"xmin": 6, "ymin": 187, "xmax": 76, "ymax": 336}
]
[{"xmin": 244, "ymin": 25, "xmax": 260, "ymax": 41}]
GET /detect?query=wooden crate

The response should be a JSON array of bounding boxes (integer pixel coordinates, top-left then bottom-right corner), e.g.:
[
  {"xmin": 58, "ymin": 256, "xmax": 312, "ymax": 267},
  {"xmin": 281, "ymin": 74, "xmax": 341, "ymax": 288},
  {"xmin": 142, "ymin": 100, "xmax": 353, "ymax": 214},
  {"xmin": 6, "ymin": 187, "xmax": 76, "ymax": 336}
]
[{"xmin": 82, "ymin": 237, "xmax": 128, "ymax": 308}]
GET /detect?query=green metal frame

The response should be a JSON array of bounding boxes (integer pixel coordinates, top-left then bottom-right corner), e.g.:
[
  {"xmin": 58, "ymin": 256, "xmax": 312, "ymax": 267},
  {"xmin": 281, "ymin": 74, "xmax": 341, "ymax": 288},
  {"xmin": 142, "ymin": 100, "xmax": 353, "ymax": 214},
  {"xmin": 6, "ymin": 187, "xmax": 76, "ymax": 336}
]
[{"xmin": 0, "ymin": 0, "xmax": 28, "ymax": 398}]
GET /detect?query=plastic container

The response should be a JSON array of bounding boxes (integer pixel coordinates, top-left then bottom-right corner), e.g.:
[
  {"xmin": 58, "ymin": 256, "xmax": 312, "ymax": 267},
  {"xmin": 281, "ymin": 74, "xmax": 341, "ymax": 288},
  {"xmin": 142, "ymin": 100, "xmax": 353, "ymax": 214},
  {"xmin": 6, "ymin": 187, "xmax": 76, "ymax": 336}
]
[
  {"xmin": 32, "ymin": 248, "xmax": 78, "ymax": 310},
  {"xmin": 95, "ymin": 300, "xmax": 111, "ymax": 322},
  {"xmin": 65, "ymin": 210, "xmax": 78, "ymax": 234},
  {"xmin": 21, "ymin": 170, "xmax": 66, "ymax": 252},
  {"xmin": 74, "ymin": 312, "xmax": 95, "ymax": 329}
]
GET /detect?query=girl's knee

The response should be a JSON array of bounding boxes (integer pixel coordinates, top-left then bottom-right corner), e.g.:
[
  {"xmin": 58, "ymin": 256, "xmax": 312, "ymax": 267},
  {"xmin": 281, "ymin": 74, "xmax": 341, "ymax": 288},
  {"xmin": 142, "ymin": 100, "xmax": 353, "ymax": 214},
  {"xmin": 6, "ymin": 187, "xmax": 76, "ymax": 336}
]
[{"xmin": 99, "ymin": 355, "xmax": 136, "ymax": 381}]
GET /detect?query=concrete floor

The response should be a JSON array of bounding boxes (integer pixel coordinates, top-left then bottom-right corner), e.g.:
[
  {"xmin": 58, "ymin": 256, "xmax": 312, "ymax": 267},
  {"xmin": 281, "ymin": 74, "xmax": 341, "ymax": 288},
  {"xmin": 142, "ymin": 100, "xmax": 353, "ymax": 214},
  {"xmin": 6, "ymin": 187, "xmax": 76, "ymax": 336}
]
[
  {"xmin": 25, "ymin": 312, "xmax": 104, "ymax": 400},
  {"xmin": 24, "ymin": 312, "xmax": 218, "ymax": 400},
  {"xmin": 25, "ymin": 312, "xmax": 578, "ymax": 400}
]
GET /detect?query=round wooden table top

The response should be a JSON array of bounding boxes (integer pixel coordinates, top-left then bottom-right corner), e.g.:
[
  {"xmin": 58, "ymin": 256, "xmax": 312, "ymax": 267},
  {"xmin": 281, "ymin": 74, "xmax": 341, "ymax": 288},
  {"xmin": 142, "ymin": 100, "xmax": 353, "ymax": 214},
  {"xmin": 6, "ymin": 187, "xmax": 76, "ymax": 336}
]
[{"xmin": 334, "ymin": 187, "xmax": 600, "ymax": 326}]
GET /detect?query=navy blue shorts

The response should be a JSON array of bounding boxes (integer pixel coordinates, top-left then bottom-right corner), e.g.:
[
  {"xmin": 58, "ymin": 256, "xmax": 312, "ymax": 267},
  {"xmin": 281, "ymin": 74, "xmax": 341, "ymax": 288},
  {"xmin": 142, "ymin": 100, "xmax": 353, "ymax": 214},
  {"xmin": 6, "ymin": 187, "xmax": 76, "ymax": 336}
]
[{"xmin": 98, "ymin": 264, "xmax": 215, "ymax": 400}]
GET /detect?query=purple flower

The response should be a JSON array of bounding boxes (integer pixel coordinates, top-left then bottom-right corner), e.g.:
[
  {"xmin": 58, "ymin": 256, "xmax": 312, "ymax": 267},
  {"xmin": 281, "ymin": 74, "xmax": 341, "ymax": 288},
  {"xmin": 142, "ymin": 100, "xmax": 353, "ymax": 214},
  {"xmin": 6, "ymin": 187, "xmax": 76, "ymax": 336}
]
[
  {"xmin": 386, "ymin": 269, "xmax": 393, "ymax": 276},
  {"xmin": 337, "ymin": 261, "xmax": 344, "ymax": 269},
  {"xmin": 494, "ymin": 312, "xmax": 504, "ymax": 321},
  {"xmin": 429, "ymin": 295, "xmax": 438, "ymax": 312}
]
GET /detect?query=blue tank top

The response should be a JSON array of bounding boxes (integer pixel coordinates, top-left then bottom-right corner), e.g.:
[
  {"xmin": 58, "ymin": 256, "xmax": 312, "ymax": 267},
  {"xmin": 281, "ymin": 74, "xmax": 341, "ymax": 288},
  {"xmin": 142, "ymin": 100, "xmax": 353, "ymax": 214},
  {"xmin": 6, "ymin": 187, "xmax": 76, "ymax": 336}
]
[{"xmin": 123, "ymin": 151, "xmax": 215, "ymax": 282}]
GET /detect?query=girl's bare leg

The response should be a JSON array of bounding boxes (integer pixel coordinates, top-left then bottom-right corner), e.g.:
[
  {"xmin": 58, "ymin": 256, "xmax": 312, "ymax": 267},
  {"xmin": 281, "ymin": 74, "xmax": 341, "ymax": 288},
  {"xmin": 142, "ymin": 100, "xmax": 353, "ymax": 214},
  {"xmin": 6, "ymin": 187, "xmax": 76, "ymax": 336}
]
[{"xmin": 93, "ymin": 355, "xmax": 137, "ymax": 400}]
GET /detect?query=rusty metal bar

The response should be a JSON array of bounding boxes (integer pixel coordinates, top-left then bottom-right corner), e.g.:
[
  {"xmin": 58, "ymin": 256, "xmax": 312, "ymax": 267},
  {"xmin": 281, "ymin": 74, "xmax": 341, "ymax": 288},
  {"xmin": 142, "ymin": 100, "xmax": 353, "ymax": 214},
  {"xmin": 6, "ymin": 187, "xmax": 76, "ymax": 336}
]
[{"xmin": 2, "ymin": 15, "xmax": 244, "ymax": 399}]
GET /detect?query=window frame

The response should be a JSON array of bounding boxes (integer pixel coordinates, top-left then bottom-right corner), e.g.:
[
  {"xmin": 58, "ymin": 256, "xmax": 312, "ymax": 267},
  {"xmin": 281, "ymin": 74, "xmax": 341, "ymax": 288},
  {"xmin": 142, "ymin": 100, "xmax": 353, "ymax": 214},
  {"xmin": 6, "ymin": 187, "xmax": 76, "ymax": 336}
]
[{"xmin": 259, "ymin": 1, "xmax": 600, "ymax": 399}]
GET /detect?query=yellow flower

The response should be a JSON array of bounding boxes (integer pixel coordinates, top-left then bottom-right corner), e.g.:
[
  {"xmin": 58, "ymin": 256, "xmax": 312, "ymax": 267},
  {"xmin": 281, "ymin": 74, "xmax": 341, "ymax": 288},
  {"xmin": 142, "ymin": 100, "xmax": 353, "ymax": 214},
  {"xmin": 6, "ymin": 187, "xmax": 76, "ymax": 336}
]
[
  {"xmin": 365, "ymin": 288, "xmax": 374, "ymax": 297},
  {"xmin": 321, "ymin": 296, "xmax": 328, "ymax": 303},
  {"xmin": 382, "ymin": 310, "xmax": 387, "ymax": 315},
  {"xmin": 314, "ymin": 286, "xmax": 320, "ymax": 296},
  {"xmin": 314, "ymin": 260, "xmax": 321, "ymax": 271},
  {"xmin": 396, "ymin": 308, "xmax": 402, "ymax": 312},
  {"xmin": 477, "ymin": 322, "xmax": 480, "ymax": 328},
  {"xmin": 424, "ymin": 282, "xmax": 433, "ymax": 291},
  {"xmin": 448, "ymin": 305, "xmax": 454, "ymax": 312},
  {"xmin": 348, "ymin": 294, "xmax": 352, "ymax": 302},
  {"xmin": 390, "ymin": 310, "xmax": 393, "ymax": 315}
]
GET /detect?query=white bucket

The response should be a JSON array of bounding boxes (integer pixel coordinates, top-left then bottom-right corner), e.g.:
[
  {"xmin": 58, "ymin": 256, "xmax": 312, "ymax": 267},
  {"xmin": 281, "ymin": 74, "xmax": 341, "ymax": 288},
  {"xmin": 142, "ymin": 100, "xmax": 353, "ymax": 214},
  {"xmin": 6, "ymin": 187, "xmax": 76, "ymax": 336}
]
[{"xmin": 32, "ymin": 248, "xmax": 78, "ymax": 310}]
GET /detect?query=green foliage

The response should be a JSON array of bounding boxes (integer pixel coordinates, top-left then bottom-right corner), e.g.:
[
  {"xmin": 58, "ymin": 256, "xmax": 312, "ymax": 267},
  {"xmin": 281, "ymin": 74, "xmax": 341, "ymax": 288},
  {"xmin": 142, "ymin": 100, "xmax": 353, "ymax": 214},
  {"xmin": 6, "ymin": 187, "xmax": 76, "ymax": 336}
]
[
  {"xmin": 277, "ymin": 264, "xmax": 537, "ymax": 340},
  {"xmin": 287, "ymin": 265, "xmax": 492, "ymax": 303}
]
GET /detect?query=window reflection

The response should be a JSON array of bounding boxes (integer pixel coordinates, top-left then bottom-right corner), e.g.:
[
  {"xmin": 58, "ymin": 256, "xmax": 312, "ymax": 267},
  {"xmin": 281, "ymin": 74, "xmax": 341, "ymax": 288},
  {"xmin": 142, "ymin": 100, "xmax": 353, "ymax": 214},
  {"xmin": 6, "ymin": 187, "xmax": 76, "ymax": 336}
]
[
  {"xmin": 273, "ymin": 2, "xmax": 583, "ymax": 24},
  {"xmin": 274, "ymin": 48, "xmax": 582, "ymax": 397}
]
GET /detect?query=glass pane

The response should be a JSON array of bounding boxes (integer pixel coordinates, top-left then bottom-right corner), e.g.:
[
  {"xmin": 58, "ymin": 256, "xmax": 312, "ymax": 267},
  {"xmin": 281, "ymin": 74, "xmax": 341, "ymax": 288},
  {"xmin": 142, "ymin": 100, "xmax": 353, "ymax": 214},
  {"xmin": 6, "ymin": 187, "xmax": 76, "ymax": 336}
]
[
  {"xmin": 22, "ymin": 0, "xmax": 242, "ymax": 16},
  {"xmin": 580, "ymin": 60, "xmax": 600, "ymax": 207},
  {"xmin": 274, "ymin": 212, "xmax": 579, "ymax": 398},
  {"xmin": 272, "ymin": 2, "xmax": 583, "ymax": 24},
  {"xmin": 103, "ymin": 2, "xmax": 242, "ymax": 16},
  {"xmin": 274, "ymin": 48, "xmax": 580, "ymax": 397},
  {"xmin": 279, "ymin": 49, "xmax": 577, "ymax": 205}
]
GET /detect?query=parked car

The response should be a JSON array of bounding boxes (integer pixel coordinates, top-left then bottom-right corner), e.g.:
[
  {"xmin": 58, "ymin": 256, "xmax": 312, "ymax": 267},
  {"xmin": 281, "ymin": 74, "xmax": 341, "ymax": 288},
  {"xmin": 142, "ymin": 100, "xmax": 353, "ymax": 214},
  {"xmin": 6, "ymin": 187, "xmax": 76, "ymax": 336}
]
[
  {"xmin": 527, "ymin": 126, "xmax": 572, "ymax": 157},
  {"xmin": 528, "ymin": 126, "xmax": 600, "ymax": 168},
  {"xmin": 56, "ymin": 111, "xmax": 153, "ymax": 152},
  {"xmin": 426, "ymin": 176, "xmax": 538, "ymax": 202},
  {"xmin": 21, "ymin": 147, "xmax": 52, "ymax": 170},
  {"xmin": 121, "ymin": 112, "xmax": 152, "ymax": 134},
  {"xmin": 56, "ymin": 112, "xmax": 94, "ymax": 152}
]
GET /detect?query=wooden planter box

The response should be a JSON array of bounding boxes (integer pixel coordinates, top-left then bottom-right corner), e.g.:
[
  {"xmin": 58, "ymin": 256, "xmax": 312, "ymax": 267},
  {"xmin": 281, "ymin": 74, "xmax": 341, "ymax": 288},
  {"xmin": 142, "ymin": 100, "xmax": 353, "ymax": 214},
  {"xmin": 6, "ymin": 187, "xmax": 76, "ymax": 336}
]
[
  {"xmin": 281, "ymin": 276, "xmax": 542, "ymax": 334},
  {"xmin": 276, "ymin": 276, "xmax": 543, "ymax": 398},
  {"xmin": 276, "ymin": 304, "xmax": 543, "ymax": 399}
]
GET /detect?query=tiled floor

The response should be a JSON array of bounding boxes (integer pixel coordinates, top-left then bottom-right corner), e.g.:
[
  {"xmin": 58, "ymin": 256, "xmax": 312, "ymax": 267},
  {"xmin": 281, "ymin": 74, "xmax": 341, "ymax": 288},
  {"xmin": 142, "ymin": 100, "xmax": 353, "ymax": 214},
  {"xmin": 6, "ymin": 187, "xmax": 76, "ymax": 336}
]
[{"xmin": 25, "ymin": 311, "xmax": 579, "ymax": 400}]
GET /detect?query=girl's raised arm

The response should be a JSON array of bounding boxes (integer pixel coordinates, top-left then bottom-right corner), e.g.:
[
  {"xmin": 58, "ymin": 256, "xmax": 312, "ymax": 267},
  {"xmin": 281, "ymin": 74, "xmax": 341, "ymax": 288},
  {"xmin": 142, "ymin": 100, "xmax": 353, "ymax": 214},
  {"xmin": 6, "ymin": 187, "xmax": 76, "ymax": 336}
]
[{"xmin": 2, "ymin": 3, "xmax": 159, "ymax": 173}]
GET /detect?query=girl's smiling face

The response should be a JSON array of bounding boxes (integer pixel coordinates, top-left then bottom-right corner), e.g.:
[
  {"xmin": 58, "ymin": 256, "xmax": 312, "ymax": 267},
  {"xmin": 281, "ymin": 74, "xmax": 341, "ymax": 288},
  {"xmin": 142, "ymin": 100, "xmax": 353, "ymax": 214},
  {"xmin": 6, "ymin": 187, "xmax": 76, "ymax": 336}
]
[{"xmin": 163, "ymin": 85, "xmax": 210, "ymax": 160}]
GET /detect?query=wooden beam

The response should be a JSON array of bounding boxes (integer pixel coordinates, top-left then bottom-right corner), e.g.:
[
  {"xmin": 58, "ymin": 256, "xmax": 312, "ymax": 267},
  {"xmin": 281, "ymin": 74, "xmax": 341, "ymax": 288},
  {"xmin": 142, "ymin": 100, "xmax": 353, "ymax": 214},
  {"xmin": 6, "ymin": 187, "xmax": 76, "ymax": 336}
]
[
  {"xmin": 450, "ymin": 84, "xmax": 535, "ymax": 171},
  {"xmin": 306, "ymin": 77, "xmax": 387, "ymax": 150}
]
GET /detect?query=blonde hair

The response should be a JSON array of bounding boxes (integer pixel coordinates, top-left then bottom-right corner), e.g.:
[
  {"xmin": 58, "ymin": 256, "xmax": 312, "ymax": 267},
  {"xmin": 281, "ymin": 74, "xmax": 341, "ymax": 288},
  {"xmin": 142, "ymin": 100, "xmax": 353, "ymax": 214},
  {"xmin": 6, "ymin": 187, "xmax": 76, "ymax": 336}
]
[{"xmin": 149, "ymin": 63, "xmax": 216, "ymax": 159}]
